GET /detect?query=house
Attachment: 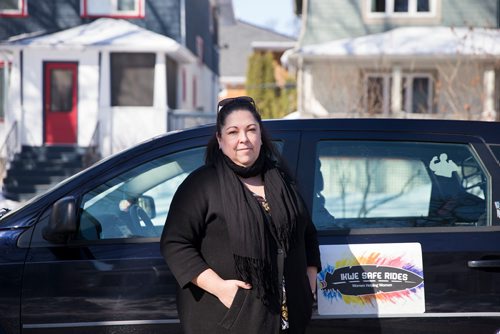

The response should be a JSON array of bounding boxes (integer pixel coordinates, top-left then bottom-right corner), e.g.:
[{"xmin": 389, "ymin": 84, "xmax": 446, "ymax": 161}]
[
  {"xmin": 219, "ymin": 19, "xmax": 296, "ymax": 100},
  {"xmin": 0, "ymin": 0, "xmax": 232, "ymax": 201},
  {"xmin": 0, "ymin": 0, "xmax": 231, "ymax": 153},
  {"xmin": 283, "ymin": 0, "xmax": 500, "ymax": 120}
]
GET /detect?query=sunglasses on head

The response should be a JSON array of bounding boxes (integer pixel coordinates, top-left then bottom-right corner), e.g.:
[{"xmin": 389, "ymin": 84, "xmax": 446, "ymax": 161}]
[{"xmin": 217, "ymin": 96, "xmax": 256, "ymax": 112}]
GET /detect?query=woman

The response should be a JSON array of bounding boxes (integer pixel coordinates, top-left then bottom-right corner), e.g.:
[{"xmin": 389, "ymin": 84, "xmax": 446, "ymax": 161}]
[{"xmin": 160, "ymin": 96, "xmax": 321, "ymax": 334}]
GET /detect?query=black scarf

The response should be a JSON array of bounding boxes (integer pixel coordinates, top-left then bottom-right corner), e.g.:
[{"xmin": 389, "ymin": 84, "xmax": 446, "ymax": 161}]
[{"xmin": 214, "ymin": 148, "xmax": 300, "ymax": 311}]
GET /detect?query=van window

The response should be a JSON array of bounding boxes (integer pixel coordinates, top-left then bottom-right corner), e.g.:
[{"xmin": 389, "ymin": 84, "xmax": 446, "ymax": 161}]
[
  {"xmin": 78, "ymin": 147, "xmax": 205, "ymax": 240},
  {"xmin": 312, "ymin": 141, "xmax": 488, "ymax": 230}
]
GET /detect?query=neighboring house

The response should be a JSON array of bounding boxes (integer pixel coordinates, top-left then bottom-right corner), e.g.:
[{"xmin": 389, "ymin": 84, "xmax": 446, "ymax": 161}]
[
  {"xmin": 284, "ymin": 0, "xmax": 500, "ymax": 120},
  {"xmin": 0, "ymin": 0, "xmax": 232, "ymax": 201},
  {"xmin": 219, "ymin": 19, "xmax": 296, "ymax": 99}
]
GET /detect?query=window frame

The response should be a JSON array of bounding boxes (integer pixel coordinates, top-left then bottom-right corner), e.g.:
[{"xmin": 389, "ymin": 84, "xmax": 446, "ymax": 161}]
[
  {"xmin": 81, "ymin": 0, "xmax": 145, "ymax": 19},
  {"xmin": 365, "ymin": 0, "xmax": 437, "ymax": 18},
  {"xmin": 489, "ymin": 144, "xmax": 500, "ymax": 165},
  {"xmin": 363, "ymin": 71, "xmax": 435, "ymax": 114},
  {"xmin": 0, "ymin": 0, "xmax": 28, "ymax": 17}
]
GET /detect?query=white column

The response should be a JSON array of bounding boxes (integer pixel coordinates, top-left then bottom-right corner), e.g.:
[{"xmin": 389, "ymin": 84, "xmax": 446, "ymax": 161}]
[
  {"xmin": 0, "ymin": 51, "xmax": 10, "ymax": 150},
  {"xmin": 154, "ymin": 52, "xmax": 167, "ymax": 108},
  {"xmin": 297, "ymin": 56, "xmax": 304, "ymax": 116},
  {"xmin": 391, "ymin": 65, "xmax": 402, "ymax": 114},
  {"xmin": 0, "ymin": 52, "xmax": 9, "ymax": 122},
  {"xmin": 482, "ymin": 67, "xmax": 496, "ymax": 121},
  {"xmin": 303, "ymin": 65, "xmax": 312, "ymax": 116},
  {"xmin": 154, "ymin": 52, "xmax": 167, "ymax": 132},
  {"xmin": 98, "ymin": 51, "xmax": 113, "ymax": 156},
  {"xmin": 4, "ymin": 50, "xmax": 23, "ymax": 149}
]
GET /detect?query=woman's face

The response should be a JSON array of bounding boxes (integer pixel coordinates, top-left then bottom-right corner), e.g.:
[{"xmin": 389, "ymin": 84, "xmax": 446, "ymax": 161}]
[{"xmin": 217, "ymin": 109, "xmax": 262, "ymax": 167}]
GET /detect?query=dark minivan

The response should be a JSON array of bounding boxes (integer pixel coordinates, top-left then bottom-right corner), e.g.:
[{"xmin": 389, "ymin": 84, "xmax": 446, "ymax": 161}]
[{"xmin": 1, "ymin": 119, "xmax": 499, "ymax": 334}]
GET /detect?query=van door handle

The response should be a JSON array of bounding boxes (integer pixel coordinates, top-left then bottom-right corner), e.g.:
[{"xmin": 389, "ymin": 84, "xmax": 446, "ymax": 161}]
[{"xmin": 467, "ymin": 260, "xmax": 500, "ymax": 268}]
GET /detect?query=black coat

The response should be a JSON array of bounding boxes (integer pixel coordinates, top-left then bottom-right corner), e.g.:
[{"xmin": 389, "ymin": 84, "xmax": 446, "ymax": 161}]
[{"xmin": 160, "ymin": 165, "xmax": 321, "ymax": 334}]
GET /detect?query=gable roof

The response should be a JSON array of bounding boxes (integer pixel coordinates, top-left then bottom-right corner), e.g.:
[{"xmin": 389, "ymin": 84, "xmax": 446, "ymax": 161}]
[
  {"xmin": 283, "ymin": 26, "xmax": 500, "ymax": 64},
  {"xmin": 0, "ymin": 18, "xmax": 195, "ymax": 63}
]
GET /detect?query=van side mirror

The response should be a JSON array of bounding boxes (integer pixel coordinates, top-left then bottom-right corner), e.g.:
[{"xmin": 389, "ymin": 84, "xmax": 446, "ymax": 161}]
[
  {"xmin": 137, "ymin": 195, "xmax": 156, "ymax": 219},
  {"xmin": 43, "ymin": 196, "xmax": 78, "ymax": 244}
]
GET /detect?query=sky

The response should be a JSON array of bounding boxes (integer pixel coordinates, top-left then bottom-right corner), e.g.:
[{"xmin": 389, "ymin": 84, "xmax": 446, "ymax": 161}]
[{"xmin": 231, "ymin": 0, "xmax": 301, "ymax": 38}]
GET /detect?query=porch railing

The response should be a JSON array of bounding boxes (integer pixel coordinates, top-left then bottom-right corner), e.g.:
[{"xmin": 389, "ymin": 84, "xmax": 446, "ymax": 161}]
[
  {"xmin": 83, "ymin": 121, "xmax": 101, "ymax": 168},
  {"xmin": 167, "ymin": 109, "xmax": 216, "ymax": 132},
  {"xmin": 0, "ymin": 121, "xmax": 19, "ymax": 186}
]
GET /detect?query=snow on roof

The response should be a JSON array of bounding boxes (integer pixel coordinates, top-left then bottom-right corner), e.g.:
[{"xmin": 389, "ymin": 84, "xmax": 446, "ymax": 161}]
[
  {"xmin": 283, "ymin": 26, "xmax": 500, "ymax": 64},
  {"xmin": 0, "ymin": 18, "xmax": 195, "ymax": 63}
]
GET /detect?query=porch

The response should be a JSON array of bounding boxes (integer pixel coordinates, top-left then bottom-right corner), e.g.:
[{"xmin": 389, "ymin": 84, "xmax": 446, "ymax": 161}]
[{"xmin": 283, "ymin": 26, "xmax": 500, "ymax": 120}]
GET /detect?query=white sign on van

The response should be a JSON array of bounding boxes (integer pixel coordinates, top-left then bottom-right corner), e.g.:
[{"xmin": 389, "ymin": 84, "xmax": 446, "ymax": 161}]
[{"xmin": 317, "ymin": 243, "xmax": 425, "ymax": 315}]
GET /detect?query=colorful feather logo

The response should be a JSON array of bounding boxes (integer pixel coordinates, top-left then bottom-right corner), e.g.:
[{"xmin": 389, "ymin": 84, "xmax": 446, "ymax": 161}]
[{"xmin": 318, "ymin": 251, "xmax": 424, "ymax": 306}]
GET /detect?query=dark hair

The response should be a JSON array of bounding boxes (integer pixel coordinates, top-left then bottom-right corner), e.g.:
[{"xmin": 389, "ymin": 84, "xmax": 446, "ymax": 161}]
[{"xmin": 205, "ymin": 97, "xmax": 279, "ymax": 165}]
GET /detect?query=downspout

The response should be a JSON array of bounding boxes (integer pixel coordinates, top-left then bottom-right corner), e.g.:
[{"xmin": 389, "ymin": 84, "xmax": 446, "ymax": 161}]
[
  {"xmin": 498, "ymin": 0, "xmax": 500, "ymax": 27},
  {"xmin": 19, "ymin": 50, "xmax": 24, "ymax": 149},
  {"xmin": 179, "ymin": 0, "xmax": 187, "ymax": 113},
  {"xmin": 97, "ymin": 51, "xmax": 102, "ymax": 156},
  {"xmin": 180, "ymin": 0, "xmax": 186, "ymax": 46},
  {"xmin": 297, "ymin": 0, "xmax": 309, "ymax": 116},
  {"xmin": 297, "ymin": 0, "xmax": 309, "ymax": 47}
]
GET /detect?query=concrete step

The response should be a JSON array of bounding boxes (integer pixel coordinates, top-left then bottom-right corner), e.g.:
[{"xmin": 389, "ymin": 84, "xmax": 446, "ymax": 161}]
[
  {"xmin": 10, "ymin": 159, "xmax": 84, "ymax": 171},
  {"xmin": 3, "ymin": 145, "xmax": 87, "ymax": 202},
  {"xmin": 3, "ymin": 174, "xmax": 67, "ymax": 187}
]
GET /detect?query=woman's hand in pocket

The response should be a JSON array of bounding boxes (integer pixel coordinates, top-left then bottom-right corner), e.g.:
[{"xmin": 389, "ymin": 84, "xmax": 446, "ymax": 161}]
[
  {"xmin": 216, "ymin": 280, "xmax": 252, "ymax": 308},
  {"xmin": 191, "ymin": 269, "xmax": 252, "ymax": 308}
]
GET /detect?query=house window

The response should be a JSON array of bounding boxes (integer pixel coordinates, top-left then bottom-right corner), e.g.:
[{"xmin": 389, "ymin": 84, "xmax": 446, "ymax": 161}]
[
  {"xmin": 365, "ymin": 72, "xmax": 434, "ymax": 114},
  {"xmin": 110, "ymin": 53, "xmax": 155, "ymax": 107},
  {"xmin": 166, "ymin": 56, "xmax": 178, "ymax": 110},
  {"xmin": 81, "ymin": 0, "xmax": 144, "ymax": 18},
  {"xmin": 404, "ymin": 75, "xmax": 433, "ymax": 113},
  {"xmin": 368, "ymin": 0, "xmax": 434, "ymax": 16},
  {"xmin": 0, "ymin": 0, "xmax": 28, "ymax": 17},
  {"xmin": 366, "ymin": 75, "xmax": 390, "ymax": 115},
  {"xmin": 50, "ymin": 68, "xmax": 75, "ymax": 112}
]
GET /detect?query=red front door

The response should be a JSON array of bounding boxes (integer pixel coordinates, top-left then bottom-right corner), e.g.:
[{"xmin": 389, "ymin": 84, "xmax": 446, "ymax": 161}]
[{"xmin": 44, "ymin": 62, "xmax": 78, "ymax": 144}]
